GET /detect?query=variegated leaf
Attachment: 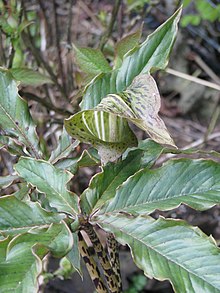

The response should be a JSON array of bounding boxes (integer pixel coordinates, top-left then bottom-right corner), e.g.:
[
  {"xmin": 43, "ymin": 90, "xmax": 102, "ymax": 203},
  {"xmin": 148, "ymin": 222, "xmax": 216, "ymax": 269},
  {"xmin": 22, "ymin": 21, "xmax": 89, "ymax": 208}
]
[
  {"xmin": 97, "ymin": 74, "xmax": 175, "ymax": 147},
  {"xmin": 65, "ymin": 111, "xmax": 137, "ymax": 164},
  {"xmin": 65, "ymin": 74, "xmax": 175, "ymax": 163}
]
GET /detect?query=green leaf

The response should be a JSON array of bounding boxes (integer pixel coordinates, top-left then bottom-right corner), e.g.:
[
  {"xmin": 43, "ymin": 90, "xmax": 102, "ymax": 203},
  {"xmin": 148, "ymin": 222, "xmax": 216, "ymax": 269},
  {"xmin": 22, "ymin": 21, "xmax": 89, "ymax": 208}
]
[
  {"xmin": 196, "ymin": 0, "xmax": 219, "ymax": 21},
  {"xmin": 66, "ymin": 232, "xmax": 82, "ymax": 276},
  {"xmin": 80, "ymin": 139, "xmax": 164, "ymax": 215},
  {"xmin": 49, "ymin": 128, "xmax": 79, "ymax": 164},
  {"xmin": 114, "ymin": 26, "xmax": 142, "ymax": 68},
  {"xmin": 55, "ymin": 148, "xmax": 100, "ymax": 174},
  {"xmin": 15, "ymin": 157, "xmax": 78, "ymax": 216},
  {"xmin": 81, "ymin": 7, "xmax": 182, "ymax": 110},
  {"xmin": 0, "ymin": 222, "xmax": 72, "ymax": 293},
  {"xmin": 0, "ymin": 68, "xmax": 40, "ymax": 158},
  {"xmin": 65, "ymin": 110, "xmax": 137, "ymax": 163},
  {"xmin": 0, "ymin": 195, "xmax": 63, "ymax": 236},
  {"xmin": 98, "ymin": 159, "xmax": 220, "ymax": 216},
  {"xmin": 0, "ymin": 135, "xmax": 26, "ymax": 156},
  {"xmin": 0, "ymin": 175, "xmax": 19, "ymax": 188},
  {"xmin": 9, "ymin": 68, "xmax": 53, "ymax": 86},
  {"xmin": 93, "ymin": 214, "xmax": 220, "ymax": 293},
  {"xmin": 73, "ymin": 45, "xmax": 111, "ymax": 76},
  {"xmin": 181, "ymin": 14, "xmax": 201, "ymax": 27}
]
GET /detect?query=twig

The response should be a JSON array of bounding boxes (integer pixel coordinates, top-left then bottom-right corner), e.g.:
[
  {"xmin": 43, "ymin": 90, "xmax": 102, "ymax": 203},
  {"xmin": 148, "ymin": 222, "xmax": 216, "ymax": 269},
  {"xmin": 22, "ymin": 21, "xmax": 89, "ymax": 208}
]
[
  {"xmin": 99, "ymin": 0, "xmax": 122, "ymax": 51},
  {"xmin": 192, "ymin": 54, "xmax": 220, "ymax": 85},
  {"xmin": 20, "ymin": 91, "xmax": 72, "ymax": 116},
  {"xmin": 37, "ymin": 0, "xmax": 53, "ymax": 46},
  {"xmin": 52, "ymin": 0, "xmax": 67, "ymax": 98},
  {"xmin": 0, "ymin": 33, "xmax": 6, "ymax": 66},
  {"xmin": 166, "ymin": 68, "xmax": 220, "ymax": 91},
  {"xmin": 78, "ymin": 1, "xmax": 103, "ymax": 29},
  {"xmin": 66, "ymin": 0, "xmax": 75, "ymax": 93},
  {"xmin": 21, "ymin": 31, "xmax": 66, "ymax": 97},
  {"xmin": 203, "ymin": 93, "xmax": 220, "ymax": 143}
]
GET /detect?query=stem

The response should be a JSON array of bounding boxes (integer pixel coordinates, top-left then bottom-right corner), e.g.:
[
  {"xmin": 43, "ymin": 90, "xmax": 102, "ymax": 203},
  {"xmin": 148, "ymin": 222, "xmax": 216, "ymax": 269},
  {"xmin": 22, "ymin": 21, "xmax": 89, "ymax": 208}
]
[
  {"xmin": 20, "ymin": 91, "xmax": 72, "ymax": 116},
  {"xmin": 21, "ymin": 31, "xmax": 67, "ymax": 98},
  {"xmin": 99, "ymin": 0, "xmax": 122, "ymax": 51},
  {"xmin": 78, "ymin": 232, "xmax": 108, "ymax": 293},
  {"xmin": 52, "ymin": 0, "xmax": 67, "ymax": 97},
  {"xmin": 82, "ymin": 222, "xmax": 119, "ymax": 293},
  {"xmin": 107, "ymin": 233, "xmax": 122, "ymax": 291}
]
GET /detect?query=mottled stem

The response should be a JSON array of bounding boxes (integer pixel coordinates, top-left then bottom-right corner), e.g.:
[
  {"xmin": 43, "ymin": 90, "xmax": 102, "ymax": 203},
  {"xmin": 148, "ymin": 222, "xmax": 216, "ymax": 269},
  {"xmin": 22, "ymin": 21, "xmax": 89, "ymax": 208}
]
[
  {"xmin": 83, "ymin": 222, "xmax": 119, "ymax": 293},
  {"xmin": 78, "ymin": 232, "xmax": 108, "ymax": 293},
  {"xmin": 107, "ymin": 233, "xmax": 122, "ymax": 291}
]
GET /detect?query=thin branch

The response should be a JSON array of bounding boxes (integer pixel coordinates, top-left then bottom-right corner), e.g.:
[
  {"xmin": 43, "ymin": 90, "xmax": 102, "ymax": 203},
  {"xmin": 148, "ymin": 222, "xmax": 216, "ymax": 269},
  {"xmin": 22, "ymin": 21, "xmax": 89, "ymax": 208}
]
[
  {"xmin": 99, "ymin": 0, "xmax": 122, "ymax": 51},
  {"xmin": 203, "ymin": 93, "xmax": 220, "ymax": 143},
  {"xmin": 52, "ymin": 0, "xmax": 67, "ymax": 97},
  {"xmin": 0, "ymin": 33, "xmax": 6, "ymax": 66},
  {"xmin": 20, "ymin": 91, "xmax": 72, "ymax": 116},
  {"xmin": 166, "ymin": 68, "xmax": 220, "ymax": 91},
  {"xmin": 192, "ymin": 54, "xmax": 220, "ymax": 85},
  {"xmin": 66, "ymin": 0, "xmax": 75, "ymax": 93},
  {"xmin": 21, "ymin": 31, "xmax": 66, "ymax": 97},
  {"xmin": 37, "ymin": 0, "xmax": 53, "ymax": 46}
]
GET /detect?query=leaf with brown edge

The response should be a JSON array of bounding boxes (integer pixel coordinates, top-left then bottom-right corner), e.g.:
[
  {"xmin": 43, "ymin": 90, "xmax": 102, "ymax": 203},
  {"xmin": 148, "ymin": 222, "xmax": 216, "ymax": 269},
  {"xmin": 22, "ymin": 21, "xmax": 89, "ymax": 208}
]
[{"xmin": 96, "ymin": 73, "xmax": 176, "ymax": 147}]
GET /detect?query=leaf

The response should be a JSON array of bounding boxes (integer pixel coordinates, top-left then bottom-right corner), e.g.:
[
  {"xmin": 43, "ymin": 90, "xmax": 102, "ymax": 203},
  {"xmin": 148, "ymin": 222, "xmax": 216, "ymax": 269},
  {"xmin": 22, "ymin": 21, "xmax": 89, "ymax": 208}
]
[
  {"xmin": 65, "ymin": 110, "xmax": 137, "ymax": 164},
  {"xmin": 114, "ymin": 26, "xmax": 142, "ymax": 68},
  {"xmin": 66, "ymin": 232, "xmax": 82, "ymax": 276},
  {"xmin": 98, "ymin": 159, "xmax": 220, "ymax": 216},
  {"xmin": 0, "ymin": 222, "xmax": 73, "ymax": 293},
  {"xmin": 0, "ymin": 175, "xmax": 19, "ymax": 188},
  {"xmin": 93, "ymin": 214, "xmax": 220, "ymax": 293},
  {"xmin": 81, "ymin": 7, "xmax": 182, "ymax": 110},
  {"xmin": 96, "ymin": 73, "xmax": 176, "ymax": 146},
  {"xmin": 73, "ymin": 45, "xmax": 112, "ymax": 76},
  {"xmin": 0, "ymin": 195, "xmax": 63, "ymax": 236},
  {"xmin": 55, "ymin": 148, "xmax": 100, "ymax": 174},
  {"xmin": 49, "ymin": 128, "xmax": 79, "ymax": 164},
  {"xmin": 0, "ymin": 135, "xmax": 26, "ymax": 156},
  {"xmin": 15, "ymin": 157, "xmax": 78, "ymax": 216},
  {"xmin": 9, "ymin": 68, "xmax": 53, "ymax": 86},
  {"xmin": 65, "ymin": 74, "xmax": 175, "ymax": 162},
  {"xmin": 80, "ymin": 139, "xmax": 164, "ymax": 215},
  {"xmin": 0, "ymin": 68, "xmax": 41, "ymax": 158}
]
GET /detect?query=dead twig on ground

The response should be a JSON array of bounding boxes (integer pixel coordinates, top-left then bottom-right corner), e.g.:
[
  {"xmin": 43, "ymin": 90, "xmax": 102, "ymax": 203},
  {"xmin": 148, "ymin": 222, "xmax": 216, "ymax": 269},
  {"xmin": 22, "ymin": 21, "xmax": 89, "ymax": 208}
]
[{"xmin": 166, "ymin": 68, "xmax": 220, "ymax": 91}]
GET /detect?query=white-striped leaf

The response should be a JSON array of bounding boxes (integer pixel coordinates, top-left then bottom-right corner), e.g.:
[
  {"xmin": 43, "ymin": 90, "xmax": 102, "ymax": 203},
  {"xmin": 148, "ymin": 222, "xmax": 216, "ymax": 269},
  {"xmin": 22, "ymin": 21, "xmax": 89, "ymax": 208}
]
[
  {"xmin": 65, "ymin": 74, "xmax": 175, "ymax": 162},
  {"xmin": 65, "ymin": 110, "xmax": 137, "ymax": 164}
]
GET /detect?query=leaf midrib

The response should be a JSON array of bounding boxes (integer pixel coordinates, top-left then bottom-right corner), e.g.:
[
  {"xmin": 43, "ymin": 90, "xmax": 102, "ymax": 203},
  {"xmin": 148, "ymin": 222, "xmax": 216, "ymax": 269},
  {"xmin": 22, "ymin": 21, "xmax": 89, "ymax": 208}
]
[
  {"xmin": 0, "ymin": 97, "xmax": 39, "ymax": 158},
  {"xmin": 103, "ymin": 187, "xmax": 220, "ymax": 214},
  {"xmin": 99, "ymin": 219, "xmax": 219, "ymax": 292},
  {"xmin": 19, "ymin": 164, "xmax": 74, "ymax": 214}
]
